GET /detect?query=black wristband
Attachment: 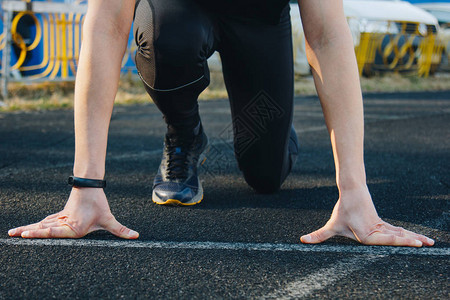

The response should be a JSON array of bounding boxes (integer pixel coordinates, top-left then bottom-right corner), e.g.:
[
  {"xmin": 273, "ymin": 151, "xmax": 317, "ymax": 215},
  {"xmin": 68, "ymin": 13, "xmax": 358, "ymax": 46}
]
[{"xmin": 68, "ymin": 176, "xmax": 106, "ymax": 188}]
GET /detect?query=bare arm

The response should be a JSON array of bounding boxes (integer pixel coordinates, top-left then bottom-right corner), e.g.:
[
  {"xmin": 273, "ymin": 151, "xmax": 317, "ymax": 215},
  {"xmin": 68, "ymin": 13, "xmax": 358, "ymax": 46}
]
[
  {"xmin": 297, "ymin": 0, "xmax": 433, "ymax": 247},
  {"xmin": 74, "ymin": 0, "xmax": 134, "ymax": 179},
  {"xmin": 9, "ymin": 0, "xmax": 139, "ymax": 239}
]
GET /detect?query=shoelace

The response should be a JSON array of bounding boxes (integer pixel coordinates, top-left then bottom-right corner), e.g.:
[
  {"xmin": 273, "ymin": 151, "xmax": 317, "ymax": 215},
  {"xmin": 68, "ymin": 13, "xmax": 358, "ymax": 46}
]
[{"xmin": 165, "ymin": 136, "xmax": 193, "ymax": 180}]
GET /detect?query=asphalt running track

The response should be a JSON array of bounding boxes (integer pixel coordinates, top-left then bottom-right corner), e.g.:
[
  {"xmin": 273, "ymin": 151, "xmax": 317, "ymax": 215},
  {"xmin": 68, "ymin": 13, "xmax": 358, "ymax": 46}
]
[{"xmin": 0, "ymin": 91, "xmax": 449, "ymax": 299}]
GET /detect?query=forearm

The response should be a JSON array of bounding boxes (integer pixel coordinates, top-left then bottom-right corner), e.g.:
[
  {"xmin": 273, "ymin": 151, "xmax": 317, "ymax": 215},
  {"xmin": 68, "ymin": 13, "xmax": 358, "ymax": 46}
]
[
  {"xmin": 297, "ymin": 1, "xmax": 435, "ymax": 248},
  {"xmin": 310, "ymin": 31, "xmax": 366, "ymax": 190},
  {"xmin": 299, "ymin": 0, "xmax": 366, "ymax": 191},
  {"xmin": 73, "ymin": 1, "xmax": 134, "ymax": 179}
]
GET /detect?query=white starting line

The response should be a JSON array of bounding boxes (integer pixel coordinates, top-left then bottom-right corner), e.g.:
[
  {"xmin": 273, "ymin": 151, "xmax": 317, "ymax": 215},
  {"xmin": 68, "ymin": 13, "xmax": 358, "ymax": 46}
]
[
  {"xmin": 263, "ymin": 255, "xmax": 385, "ymax": 299},
  {"xmin": 0, "ymin": 238, "xmax": 448, "ymax": 256}
]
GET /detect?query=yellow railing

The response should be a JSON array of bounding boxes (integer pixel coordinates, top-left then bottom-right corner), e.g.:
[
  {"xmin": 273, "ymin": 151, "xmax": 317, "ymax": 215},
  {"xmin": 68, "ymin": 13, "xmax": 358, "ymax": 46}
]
[
  {"xmin": 0, "ymin": 2, "xmax": 136, "ymax": 80},
  {"xmin": 355, "ymin": 21, "xmax": 444, "ymax": 77}
]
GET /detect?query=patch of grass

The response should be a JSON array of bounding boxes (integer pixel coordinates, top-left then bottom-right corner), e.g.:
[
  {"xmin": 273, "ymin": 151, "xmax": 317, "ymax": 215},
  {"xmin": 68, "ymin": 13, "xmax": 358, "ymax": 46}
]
[
  {"xmin": 359, "ymin": 73, "xmax": 450, "ymax": 93},
  {"xmin": 1, "ymin": 72, "xmax": 450, "ymax": 112}
]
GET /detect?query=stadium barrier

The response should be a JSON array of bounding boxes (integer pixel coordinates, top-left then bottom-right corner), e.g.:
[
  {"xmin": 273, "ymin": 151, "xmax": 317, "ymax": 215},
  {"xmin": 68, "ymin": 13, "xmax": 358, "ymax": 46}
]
[
  {"xmin": 0, "ymin": 1, "xmax": 445, "ymax": 100},
  {"xmin": 0, "ymin": 0, "xmax": 136, "ymax": 100},
  {"xmin": 355, "ymin": 20, "xmax": 444, "ymax": 77}
]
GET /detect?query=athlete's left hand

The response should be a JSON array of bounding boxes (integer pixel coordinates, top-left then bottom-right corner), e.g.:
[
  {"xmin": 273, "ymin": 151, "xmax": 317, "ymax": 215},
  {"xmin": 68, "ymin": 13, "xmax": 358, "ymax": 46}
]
[{"xmin": 300, "ymin": 186, "xmax": 435, "ymax": 247}]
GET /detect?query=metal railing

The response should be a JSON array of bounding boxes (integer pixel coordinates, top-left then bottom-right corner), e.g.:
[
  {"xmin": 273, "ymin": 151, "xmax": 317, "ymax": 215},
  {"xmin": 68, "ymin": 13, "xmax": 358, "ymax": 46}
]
[
  {"xmin": 355, "ymin": 20, "xmax": 444, "ymax": 77},
  {"xmin": 1, "ymin": 1, "xmax": 87, "ymax": 99},
  {"xmin": 0, "ymin": 0, "xmax": 137, "ymax": 100}
]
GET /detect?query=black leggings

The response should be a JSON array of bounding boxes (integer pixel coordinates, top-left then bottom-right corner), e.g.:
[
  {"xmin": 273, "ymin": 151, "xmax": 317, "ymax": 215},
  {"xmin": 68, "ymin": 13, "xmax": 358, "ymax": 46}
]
[{"xmin": 134, "ymin": 0, "xmax": 296, "ymax": 193}]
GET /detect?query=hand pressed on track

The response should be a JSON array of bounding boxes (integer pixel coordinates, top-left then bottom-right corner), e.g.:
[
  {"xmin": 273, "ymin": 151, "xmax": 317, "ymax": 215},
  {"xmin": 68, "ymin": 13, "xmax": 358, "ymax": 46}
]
[
  {"xmin": 300, "ymin": 186, "xmax": 434, "ymax": 247},
  {"xmin": 8, "ymin": 188, "xmax": 139, "ymax": 239}
]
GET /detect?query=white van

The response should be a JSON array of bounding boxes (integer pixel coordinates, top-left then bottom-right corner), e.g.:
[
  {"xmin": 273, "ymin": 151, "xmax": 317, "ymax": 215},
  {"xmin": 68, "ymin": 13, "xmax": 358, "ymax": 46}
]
[
  {"xmin": 291, "ymin": 0, "xmax": 440, "ymax": 75},
  {"xmin": 414, "ymin": 2, "xmax": 450, "ymax": 71}
]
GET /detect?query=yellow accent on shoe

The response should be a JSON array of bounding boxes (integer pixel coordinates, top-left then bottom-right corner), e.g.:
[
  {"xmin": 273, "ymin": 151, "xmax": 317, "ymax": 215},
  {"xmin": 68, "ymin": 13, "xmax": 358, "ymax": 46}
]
[{"xmin": 152, "ymin": 196, "xmax": 203, "ymax": 206}]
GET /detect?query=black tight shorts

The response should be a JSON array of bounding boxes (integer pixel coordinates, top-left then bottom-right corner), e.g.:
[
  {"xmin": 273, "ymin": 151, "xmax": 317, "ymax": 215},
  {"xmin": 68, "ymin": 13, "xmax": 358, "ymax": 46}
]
[{"xmin": 134, "ymin": 0, "xmax": 297, "ymax": 193}]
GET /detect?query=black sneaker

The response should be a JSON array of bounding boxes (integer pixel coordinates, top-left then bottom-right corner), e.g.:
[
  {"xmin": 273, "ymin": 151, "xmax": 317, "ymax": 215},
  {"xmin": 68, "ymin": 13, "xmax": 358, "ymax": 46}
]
[{"xmin": 152, "ymin": 125, "xmax": 208, "ymax": 206}]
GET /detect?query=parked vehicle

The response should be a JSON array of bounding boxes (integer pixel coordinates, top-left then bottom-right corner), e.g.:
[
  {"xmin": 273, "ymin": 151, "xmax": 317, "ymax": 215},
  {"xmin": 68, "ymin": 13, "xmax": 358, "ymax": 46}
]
[
  {"xmin": 414, "ymin": 2, "xmax": 450, "ymax": 71},
  {"xmin": 305, "ymin": 0, "xmax": 441, "ymax": 75}
]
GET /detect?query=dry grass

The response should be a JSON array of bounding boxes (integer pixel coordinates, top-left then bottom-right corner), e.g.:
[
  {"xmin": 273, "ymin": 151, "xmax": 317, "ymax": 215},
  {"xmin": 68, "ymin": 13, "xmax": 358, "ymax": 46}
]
[
  {"xmin": 360, "ymin": 73, "xmax": 450, "ymax": 92},
  {"xmin": 1, "ymin": 72, "xmax": 449, "ymax": 112}
]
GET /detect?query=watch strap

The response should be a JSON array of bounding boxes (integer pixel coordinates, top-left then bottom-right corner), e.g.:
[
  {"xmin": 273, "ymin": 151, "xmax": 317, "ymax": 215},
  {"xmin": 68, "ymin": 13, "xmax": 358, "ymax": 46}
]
[{"xmin": 68, "ymin": 176, "xmax": 106, "ymax": 188}]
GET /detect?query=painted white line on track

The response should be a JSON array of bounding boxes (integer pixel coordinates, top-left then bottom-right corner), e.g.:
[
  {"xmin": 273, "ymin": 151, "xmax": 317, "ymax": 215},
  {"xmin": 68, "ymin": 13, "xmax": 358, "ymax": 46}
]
[
  {"xmin": 262, "ymin": 255, "xmax": 384, "ymax": 299},
  {"xmin": 0, "ymin": 239, "xmax": 448, "ymax": 256}
]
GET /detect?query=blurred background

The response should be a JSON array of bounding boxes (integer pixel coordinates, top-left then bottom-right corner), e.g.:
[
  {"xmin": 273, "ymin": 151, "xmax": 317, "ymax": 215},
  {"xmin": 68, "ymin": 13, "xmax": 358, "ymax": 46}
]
[{"xmin": 0, "ymin": 0, "xmax": 449, "ymax": 109}]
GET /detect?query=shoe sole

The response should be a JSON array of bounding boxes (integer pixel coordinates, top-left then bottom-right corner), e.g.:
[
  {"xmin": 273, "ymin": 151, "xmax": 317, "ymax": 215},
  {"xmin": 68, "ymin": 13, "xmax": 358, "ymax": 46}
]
[{"xmin": 152, "ymin": 182, "xmax": 204, "ymax": 206}]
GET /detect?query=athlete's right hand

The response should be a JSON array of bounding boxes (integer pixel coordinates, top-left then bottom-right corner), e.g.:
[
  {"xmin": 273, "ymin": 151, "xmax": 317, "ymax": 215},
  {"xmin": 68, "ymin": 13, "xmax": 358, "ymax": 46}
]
[{"xmin": 8, "ymin": 188, "xmax": 139, "ymax": 239}]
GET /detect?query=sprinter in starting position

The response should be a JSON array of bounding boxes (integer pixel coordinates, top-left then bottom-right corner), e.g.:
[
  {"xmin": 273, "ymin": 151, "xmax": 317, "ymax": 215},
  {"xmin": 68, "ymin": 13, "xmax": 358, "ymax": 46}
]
[{"xmin": 8, "ymin": 0, "xmax": 434, "ymax": 247}]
